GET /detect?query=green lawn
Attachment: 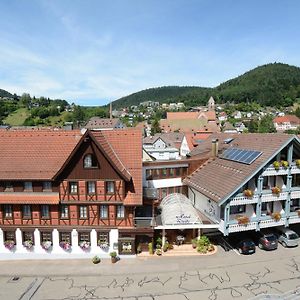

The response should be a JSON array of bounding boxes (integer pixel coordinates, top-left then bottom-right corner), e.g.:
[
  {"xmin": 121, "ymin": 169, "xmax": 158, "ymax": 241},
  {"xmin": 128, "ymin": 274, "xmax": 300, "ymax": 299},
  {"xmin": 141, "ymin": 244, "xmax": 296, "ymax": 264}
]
[{"xmin": 4, "ymin": 108, "xmax": 30, "ymax": 126}]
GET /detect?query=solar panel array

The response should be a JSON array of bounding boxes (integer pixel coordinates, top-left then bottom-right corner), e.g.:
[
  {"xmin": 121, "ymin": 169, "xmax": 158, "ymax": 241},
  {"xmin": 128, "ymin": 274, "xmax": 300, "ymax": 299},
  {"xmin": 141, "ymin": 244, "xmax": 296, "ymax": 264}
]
[{"xmin": 221, "ymin": 148, "xmax": 262, "ymax": 164}]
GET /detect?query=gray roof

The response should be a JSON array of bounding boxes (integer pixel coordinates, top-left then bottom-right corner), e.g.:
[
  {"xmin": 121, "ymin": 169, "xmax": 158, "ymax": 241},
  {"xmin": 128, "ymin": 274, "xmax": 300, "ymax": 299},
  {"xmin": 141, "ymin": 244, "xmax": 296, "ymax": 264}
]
[
  {"xmin": 143, "ymin": 132, "xmax": 184, "ymax": 149},
  {"xmin": 184, "ymin": 133, "xmax": 296, "ymax": 204},
  {"xmin": 85, "ymin": 117, "xmax": 123, "ymax": 129}
]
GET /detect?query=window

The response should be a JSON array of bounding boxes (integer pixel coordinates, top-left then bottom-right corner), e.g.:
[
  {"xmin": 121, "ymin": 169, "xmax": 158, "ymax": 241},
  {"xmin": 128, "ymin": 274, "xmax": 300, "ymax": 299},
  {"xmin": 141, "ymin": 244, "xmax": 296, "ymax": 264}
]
[
  {"xmin": 87, "ymin": 181, "xmax": 96, "ymax": 194},
  {"xmin": 146, "ymin": 169, "xmax": 152, "ymax": 180},
  {"xmin": 161, "ymin": 188, "xmax": 167, "ymax": 199},
  {"xmin": 4, "ymin": 231, "xmax": 15, "ymax": 242},
  {"xmin": 230, "ymin": 205, "xmax": 246, "ymax": 215},
  {"xmin": 106, "ymin": 181, "xmax": 115, "ymax": 194},
  {"xmin": 60, "ymin": 232, "xmax": 71, "ymax": 243},
  {"xmin": 161, "ymin": 169, "xmax": 167, "ymax": 177},
  {"xmin": 22, "ymin": 205, "xmax": 31, "ymax": 219},
  {"xmin": 175, "ymin": 168, "xmax": 181, "ymax": 176},
  {"xmin": 60, "ymin": 205, "xmax": 69, "ymax": 219},
  {"xmin": 69, "ymin": 182, "xmax": 78, "ymax": 194},
  {"xmin": 3, "ymin": 204, "xmax": 12, "ymax": 218},
  {"xmin": 98, "ymin": 231, "xmax": 109, "ymax": 246},
  {"xmin": 84, "ymin": 154, "xmax": 97, "ymax": 168},
  {"xmin": 24, "ymin": 181, "xmax": 32, "ymax": 191},
  {"xmin": 79, "ymin": 206, "xmax": 88, "ymax": 219},
  {"xmin": 175, "ymin": 186, "xmax": 181, "ymax": 193},
  {"xmin": 5, "ymin": 182, "xmax": 13, "ymax": 191},
  {"xmin": 116, "ymin": 205, "xmax": 125, "ymax": 218},
  {"xmin": 43, "ymin": 181, "xmax": 52, "ymax": 191},
  {"xmin": 41, "ymin": 205, "xmax": 50, "ymax": 218},
  {"xmin": 100, "ymin": 205, "xmax": 108, "ymax": 219},
  {"xmin": 41, "ymin": 232, "xmax": 52, "ymax": 242},
  {"xmin": 169, "ymin": 168, "xmax": 175, "ymax": 177},
  {"xmin": 23, "ymin": 231, "xmax": 34, "ymax": 244},
  {"xmin": 79, "ymin": 232, "xmax": 90, "ymax": 243}
]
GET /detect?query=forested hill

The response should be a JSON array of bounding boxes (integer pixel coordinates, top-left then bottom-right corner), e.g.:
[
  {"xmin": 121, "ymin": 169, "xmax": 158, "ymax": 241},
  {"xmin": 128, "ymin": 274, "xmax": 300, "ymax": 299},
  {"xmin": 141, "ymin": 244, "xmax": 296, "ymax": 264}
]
[
  {"xmin": 0, "ymin": 89, "xmax": 13, "ymax": 98},
  {"xmin": 113, "ymin": 63, "xmax": 300, "ymax": 108}
]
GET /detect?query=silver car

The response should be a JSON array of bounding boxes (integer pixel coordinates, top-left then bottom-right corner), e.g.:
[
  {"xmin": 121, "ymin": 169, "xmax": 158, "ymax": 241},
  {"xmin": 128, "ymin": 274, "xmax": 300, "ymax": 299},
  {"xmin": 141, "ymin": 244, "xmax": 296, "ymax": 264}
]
[{"xmin": 276, "ymin": 227, "xmax": 299, "ymax": 247}]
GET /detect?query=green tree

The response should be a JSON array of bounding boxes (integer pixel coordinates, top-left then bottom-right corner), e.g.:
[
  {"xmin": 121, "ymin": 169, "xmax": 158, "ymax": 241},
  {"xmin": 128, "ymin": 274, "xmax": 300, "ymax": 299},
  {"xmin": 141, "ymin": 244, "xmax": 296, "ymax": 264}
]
[
  {"xmin": 151, "ymin": 119, "xmax": 162, "ymax": 135},
  {"xmin": 248, "ymin": 119, "xmax": 259, "ymax": 133},
  {"xmin": 258, "ymin": 115, "xmax": 276, "ymax": 133}
]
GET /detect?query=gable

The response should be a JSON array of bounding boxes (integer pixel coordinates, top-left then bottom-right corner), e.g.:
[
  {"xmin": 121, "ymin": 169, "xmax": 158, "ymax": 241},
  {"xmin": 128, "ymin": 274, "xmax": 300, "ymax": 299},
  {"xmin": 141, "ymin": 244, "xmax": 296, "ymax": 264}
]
[{"xmin": 56, "ymin": 138, "xmax": 122, "ymax": 180}]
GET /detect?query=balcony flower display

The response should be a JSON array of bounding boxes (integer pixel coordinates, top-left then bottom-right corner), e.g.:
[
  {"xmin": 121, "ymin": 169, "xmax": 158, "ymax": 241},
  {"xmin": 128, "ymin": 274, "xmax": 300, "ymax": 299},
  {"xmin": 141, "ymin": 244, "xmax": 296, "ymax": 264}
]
[
  {"xmin": 281, "ymin": 160, "xmax": 289, "ymax": 169},
  {"xmin": 23, "ymin": 240, "xmax": 34, "ymax": 250},
  {"xmin": 296, "ymin": 159, "xmax": 300, "ymax": 168},
  {"xmin": 42, "ymin": 241, "xmax": 52, "ymax": 251},
  {"xmin": 236, "ymin": 215, "xmax": 250, "ymax": 225},
  {"xmin": 243, "ymin": 189, "xmax": 254, "ymax": 198},
  {"xmin": 60, "ymin": 241, "xmax": 71, "ymax": 251},
  {"xmin": 98, "ymin": 241, "xmax": 109, "ymax": 249},
  {"xmin": 272, "ymin": 211, "xmax": 281, "ymax": 221},
  {"xmin": 272, "ymin": 186, "xmax": 281, "ymax": 195},
  {"xmin": 79, "ymin": 241, "xmax": 90, "ymax": 250},
  {"xmin": 4, "ymin": 240, "xmax": 15, "ymax": 250},
  {"xmin": 273, "ymin": 161, "xmax": 281, "ymax": 170}
]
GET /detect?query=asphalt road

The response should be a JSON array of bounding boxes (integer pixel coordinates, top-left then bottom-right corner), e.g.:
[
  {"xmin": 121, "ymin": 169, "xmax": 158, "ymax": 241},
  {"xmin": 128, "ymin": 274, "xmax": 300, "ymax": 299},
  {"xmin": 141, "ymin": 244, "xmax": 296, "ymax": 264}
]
[{"xmin": 1, "ymin": 244, "xmax": 300, "ymax": 300}]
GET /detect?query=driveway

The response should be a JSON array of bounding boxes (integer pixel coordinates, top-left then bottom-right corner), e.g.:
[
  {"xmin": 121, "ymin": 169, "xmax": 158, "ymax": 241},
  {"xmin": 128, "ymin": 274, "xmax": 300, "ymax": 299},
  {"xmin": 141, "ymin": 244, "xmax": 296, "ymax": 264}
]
[{"xmin": 1, "ymin": 244, "xmax": 300, "ymax": 300}]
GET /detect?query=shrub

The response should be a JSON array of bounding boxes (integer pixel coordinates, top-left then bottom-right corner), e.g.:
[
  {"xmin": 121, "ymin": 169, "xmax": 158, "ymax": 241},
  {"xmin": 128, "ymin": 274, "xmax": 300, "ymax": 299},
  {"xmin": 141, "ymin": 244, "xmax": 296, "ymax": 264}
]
[
  {"xmin": 148, "ymin": 242, "xmax": 154, "ymax": 255},
  {"xmin": 92, "ymin": 256, "xmax": 101, "ymax": 264},
  {"xmin": 109, "ymin": 251, "xmax": 117, "ymax": 258},
  {"xmin": 163, "ymin": 243, "xmax": 168, "ymax": 252}
]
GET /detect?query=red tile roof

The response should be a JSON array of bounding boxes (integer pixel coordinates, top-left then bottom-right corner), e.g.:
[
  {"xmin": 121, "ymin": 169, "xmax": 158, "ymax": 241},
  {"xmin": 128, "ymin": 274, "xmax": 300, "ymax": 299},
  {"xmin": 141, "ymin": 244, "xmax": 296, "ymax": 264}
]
[
  {"xmin": 99, "ymin": 128, "xmax": 143, "ymax": 205},
  {"xmin": 273, "ymin": 115, "xmax": 300, "ymax": 125},
  {"xmin": 0, "ymin": 193, "xmax": 60, "ymax": 204},
  {"xmin": 0, "ymin": 130, "xmax": 83, "ymax": 180}
]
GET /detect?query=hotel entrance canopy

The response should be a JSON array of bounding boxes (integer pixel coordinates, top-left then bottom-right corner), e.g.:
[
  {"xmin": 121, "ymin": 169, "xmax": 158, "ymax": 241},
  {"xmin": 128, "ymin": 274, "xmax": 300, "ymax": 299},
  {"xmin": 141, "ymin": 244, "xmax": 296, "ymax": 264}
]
[{"xmin": 155, "ymin": 193, "xmax": 219, "ymax": 230}]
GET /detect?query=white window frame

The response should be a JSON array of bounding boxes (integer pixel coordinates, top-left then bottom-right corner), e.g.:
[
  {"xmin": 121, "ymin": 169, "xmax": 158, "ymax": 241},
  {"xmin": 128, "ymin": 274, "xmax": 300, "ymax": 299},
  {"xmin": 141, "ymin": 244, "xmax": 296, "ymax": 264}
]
[
  {"xmin": 79, "ymin": 206, "xmax": 88, "ymax": 219},
  {"xmin": 116, "ymin": 205, "xmax": 125, "ymax": 219}
]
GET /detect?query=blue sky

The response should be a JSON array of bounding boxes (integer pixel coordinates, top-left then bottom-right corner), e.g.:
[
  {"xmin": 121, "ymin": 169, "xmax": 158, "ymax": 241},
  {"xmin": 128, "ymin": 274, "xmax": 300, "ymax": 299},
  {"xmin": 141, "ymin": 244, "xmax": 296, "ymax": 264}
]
[{"xmin": 0, "ymin": 0, "xmax": 299, "ymax": 106}]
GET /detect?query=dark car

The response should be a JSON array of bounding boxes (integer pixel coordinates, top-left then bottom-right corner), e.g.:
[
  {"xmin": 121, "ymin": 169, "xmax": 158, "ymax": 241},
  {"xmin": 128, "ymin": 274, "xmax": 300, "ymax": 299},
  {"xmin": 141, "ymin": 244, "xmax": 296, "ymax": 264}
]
[
  {"xmin": 256, "ymin": 232, "xmax": 278, "ymax": 250},
  {"xmin": 236, "ymin": 239, "xmax": 256, "ymax": 254}
]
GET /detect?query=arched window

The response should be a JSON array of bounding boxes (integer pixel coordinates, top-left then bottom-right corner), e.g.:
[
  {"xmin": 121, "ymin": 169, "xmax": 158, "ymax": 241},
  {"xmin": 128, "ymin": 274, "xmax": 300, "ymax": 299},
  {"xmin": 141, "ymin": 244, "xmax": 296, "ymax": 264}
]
[{"xmin": 84, "ymin": 154, "xmax": 97, "ymax": 168}]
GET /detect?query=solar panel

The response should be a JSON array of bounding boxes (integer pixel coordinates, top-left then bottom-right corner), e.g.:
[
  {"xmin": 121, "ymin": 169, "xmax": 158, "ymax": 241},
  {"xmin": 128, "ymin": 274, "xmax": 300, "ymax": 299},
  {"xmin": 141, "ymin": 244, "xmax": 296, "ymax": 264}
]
[{"xmin": 221, "ymin": 148, "xmax": 262, "ymax": 164}]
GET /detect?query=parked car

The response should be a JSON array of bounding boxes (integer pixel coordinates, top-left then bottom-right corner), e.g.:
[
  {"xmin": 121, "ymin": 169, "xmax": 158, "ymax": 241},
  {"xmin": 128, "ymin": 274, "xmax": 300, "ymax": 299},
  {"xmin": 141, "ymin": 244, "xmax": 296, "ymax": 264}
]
[
  {"xmin": 275, "ymin": 227, "xmax": 299, "ymax": 247},
  {"xmin": 252, "ymin": 231, "xmax": 278, "ymax": 250},
  {"xmin": 236, "ymin": 239, "xmax": 256, "ymax": 254}
]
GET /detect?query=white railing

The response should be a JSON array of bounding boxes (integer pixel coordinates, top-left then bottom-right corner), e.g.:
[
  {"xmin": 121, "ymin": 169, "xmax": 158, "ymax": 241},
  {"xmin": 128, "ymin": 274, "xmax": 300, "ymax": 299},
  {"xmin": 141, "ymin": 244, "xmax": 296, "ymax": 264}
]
[
  {"xmin": 261, "ymin": 191, "xmax": 288, "ymax": 202},
  {"xmin": 228, "ymin": 221, "xmax": 257, "ymax": 233},
  {"xmin": 259, "ymin": 218, "xmax": 285, "ymax": 228},
  {"xmin": 262, "ymin": 166, "xmax": 288, "ymax": 176},
  {"xmin": 230, "ymin": 194, "xmax": 259, "ymax": 206}
]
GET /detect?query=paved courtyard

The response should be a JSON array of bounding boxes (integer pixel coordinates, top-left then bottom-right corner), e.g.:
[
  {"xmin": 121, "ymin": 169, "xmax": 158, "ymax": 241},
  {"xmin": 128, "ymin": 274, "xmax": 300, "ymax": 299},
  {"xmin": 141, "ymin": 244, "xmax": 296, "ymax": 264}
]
[{"xmin": 1, "ymin": 245, "xmax": 300, "ymax": 300}]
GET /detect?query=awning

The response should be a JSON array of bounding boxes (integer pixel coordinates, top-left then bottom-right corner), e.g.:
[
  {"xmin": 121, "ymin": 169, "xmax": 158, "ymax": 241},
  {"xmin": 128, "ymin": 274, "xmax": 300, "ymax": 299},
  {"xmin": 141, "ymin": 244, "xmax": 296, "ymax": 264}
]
[
  {"xmin": 0, "ymin": 192, "xmax": 60, "ymax": 204},
  {"xmin": 155, "ymin": 193, "xmax": 219, "ymax": 229}
]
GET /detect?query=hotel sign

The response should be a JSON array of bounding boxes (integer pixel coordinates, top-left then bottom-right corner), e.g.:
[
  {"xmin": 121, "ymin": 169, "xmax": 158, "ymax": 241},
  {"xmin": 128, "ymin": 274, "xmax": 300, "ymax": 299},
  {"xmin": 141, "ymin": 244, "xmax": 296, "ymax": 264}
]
[{"xmin": 175, "ymin": 213, "xmax": 192, "ymax": 224}]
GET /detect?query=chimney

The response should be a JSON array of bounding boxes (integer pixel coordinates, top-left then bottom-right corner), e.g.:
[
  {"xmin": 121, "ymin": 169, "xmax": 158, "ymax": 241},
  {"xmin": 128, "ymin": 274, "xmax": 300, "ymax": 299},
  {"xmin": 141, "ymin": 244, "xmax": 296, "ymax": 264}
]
[
  {"xmin": 211, "ymin": 138, "xmax": 219, "ymax": 157},
  {"xmin": 109, "ymin": 102, "xmax": 112, "ymax": 119}
]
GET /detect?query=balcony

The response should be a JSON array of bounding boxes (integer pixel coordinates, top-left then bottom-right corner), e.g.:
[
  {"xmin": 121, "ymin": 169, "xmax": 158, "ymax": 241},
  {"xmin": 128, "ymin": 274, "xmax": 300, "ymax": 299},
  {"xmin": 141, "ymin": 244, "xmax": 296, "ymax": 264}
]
[
  {"xmin": 134, "ymin": 217, "xmax": 155, "ymax": 228},
  {"xmin": 262, "ymin": 161, "xmax": 300, "ymax": 176},
  {"xmin": 143, "ymin": 187, "xmax": 158, "ymax": 200},
  {"xmin": 230, "ymin": 193, "xmax": 259, "ymax": 206},
  {"xmin": 226, "ymin": 213, "xmax": 300, "ymax": 233}
]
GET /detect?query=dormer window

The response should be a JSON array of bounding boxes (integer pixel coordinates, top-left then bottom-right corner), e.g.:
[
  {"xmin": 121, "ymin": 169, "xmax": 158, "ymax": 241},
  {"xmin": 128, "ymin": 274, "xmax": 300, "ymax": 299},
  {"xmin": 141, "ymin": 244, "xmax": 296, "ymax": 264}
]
[
  {"xmin": 24, "ymin": 182, "xmax": 33, "ymax": 191},
  {"xmin": 83, "ymin": 154, "xmax": 97, "ymax": 168}
]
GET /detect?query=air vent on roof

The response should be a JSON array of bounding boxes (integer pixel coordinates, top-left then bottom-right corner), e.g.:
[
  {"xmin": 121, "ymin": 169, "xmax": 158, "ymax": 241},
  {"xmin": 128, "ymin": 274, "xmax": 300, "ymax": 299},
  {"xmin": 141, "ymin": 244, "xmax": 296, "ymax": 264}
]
[
  {"xmin": 224, "ymin": 138, "xmax": 234, "ymax": 144},
  {"xmin": 221, "ymin": 148, "xmax": 262, "ymax": 165}
]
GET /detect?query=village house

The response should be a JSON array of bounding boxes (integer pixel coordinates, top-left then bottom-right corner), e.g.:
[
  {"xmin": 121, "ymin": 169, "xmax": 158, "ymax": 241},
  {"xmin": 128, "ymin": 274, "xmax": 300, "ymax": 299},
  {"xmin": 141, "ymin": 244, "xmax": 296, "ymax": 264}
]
[{"xmin": 0, "ymin": 128, "xmax": 143, "ymax": 258}]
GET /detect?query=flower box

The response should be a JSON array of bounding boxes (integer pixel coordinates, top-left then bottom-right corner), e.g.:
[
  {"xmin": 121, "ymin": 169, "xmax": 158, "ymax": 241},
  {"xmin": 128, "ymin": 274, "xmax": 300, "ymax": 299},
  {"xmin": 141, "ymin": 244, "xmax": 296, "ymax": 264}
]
[
  {"xmin": 236, "ymin": 215, "xmax": 250, "ymax": 225},
  {"xmin": 272, "ymin": 212, "xmax": 281, "ymax": 221},
  {"xmin": 243, "ymin": 189, "xmax": 253, "ymax": 198},
  {"xmin": 273, "ymin": 161, "xmax": 281, "ymax": 170},
  {"xmin": 281, "ymin": 160, "xmax": 289, "ymax": 169},
  {"xmin": 98, "ymin": 241, "xmax": 109, "ymax": 249},
  {"xmin": 79, "ymin": 241, "xmax": 90, "ymax": 250},
  {"xmin": 4, "ymin": 240, "xmax": 15, "ymax": 250},
  {"xmin": 272, "ymin": 186, "xmax": 281, "ymax": 195},
  {"xmin": 296, "ymin": 159, "xmax": 300, "ymax": 168},
  {"xmin": 60, "ymin": 241, "xmax": 71, "ymax": 251},
  {"xmin": 42, "ymin": 241, "xmax": 52, "ymax": 250},
  {"xmin": 23, "ymin": 240, "xmax": 34, "ymax": 250}
]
